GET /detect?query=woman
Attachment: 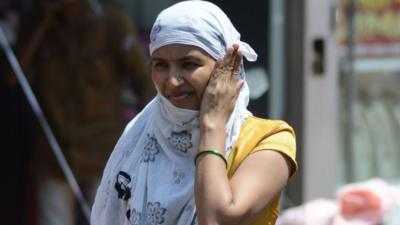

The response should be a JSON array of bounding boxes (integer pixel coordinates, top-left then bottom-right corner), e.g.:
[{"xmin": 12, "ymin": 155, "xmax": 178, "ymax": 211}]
[{"xmin": 91, "ymin": 1, "xmax": 297, "ymax": 225}]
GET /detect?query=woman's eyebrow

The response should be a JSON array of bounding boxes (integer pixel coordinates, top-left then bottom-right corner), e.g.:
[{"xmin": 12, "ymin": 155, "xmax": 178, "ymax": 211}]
[
  {"xmin": 150, "ymin": 57, "xmax": 165, "ymax": 62},
  {"xmin": 181, "ymin": 56, "xmax": 202, "ymax": 62}
]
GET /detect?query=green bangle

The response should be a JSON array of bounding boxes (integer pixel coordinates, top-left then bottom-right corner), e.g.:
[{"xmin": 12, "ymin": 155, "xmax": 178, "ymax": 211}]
[{"xmin": 194, "ymin": 150, "xmax": 228, "ymax": 168}]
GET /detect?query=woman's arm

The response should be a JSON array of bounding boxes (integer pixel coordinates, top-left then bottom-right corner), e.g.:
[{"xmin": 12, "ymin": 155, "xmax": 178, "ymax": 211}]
[{"xmin": 195, "ymin": 44, "xmax": 292, "ymax": 225}]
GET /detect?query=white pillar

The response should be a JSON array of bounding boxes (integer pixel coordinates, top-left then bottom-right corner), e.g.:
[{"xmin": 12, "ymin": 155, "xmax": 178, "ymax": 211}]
[{"xmin": 303, "ymin": 0, "xmax": 340, "ymax": 201}]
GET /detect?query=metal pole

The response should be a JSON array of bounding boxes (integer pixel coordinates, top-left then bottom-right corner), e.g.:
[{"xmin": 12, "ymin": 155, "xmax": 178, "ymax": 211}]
[
  {"xmin": 0, "ymin": 26, "xmax": 91, "ymax": 223},
  {"xmin": 343, "ymin": 0, "xmax": 356, "ymax": 183},
  {"xmin": 268, "ymin": 0, "xmax": 286, "ymax": 119}
]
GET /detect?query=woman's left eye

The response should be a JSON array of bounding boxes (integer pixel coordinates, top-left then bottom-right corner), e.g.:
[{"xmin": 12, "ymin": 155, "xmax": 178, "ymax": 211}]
[{"xmin": 182, "ymin": 62, "xmax": 199, "ymax": 69}]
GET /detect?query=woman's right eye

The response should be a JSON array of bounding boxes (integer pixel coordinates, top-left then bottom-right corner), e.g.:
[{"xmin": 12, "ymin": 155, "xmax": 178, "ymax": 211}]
[{"xmin": 152, "ymin": 62, "xmax": 168, "ymax": 70}]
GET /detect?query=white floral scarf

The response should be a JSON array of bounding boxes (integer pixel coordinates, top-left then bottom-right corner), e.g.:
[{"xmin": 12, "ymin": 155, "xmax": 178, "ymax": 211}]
[{"xmin": 91, "ymin": 1, "xmax": 257, "ymax": 224}]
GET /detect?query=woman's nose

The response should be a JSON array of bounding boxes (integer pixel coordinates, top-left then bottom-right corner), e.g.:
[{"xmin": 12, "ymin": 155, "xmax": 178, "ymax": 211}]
[
  {"xmin": 167, "ymin": 69, "xmax": 184, "ymax": 86},
  {"xmin": 167, "ymin": 76, "xmax": 183, "ymax": 86}
]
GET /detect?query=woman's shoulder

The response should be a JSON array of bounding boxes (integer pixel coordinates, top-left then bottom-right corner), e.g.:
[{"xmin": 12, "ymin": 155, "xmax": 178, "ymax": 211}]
[
  {"xmin": 231, "ymin": 116, "xmax": 295, "ymax": 159},
  {"xmin": 228, "ymin": 115, "xmax": 297, "ymax": 176},
  {"xmin": 228, "ymin": 115, "xmax": 297, "ymax": 178},
  {"xmin": 242, "ymin": 115, "xmax": 295, "ymax": 137}
]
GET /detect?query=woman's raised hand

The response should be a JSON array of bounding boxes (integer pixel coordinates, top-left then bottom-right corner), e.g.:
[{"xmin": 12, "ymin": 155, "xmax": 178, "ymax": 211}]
[{"xmin": 199, "ymin": 44, "xmax": 244, "ymax": 130}]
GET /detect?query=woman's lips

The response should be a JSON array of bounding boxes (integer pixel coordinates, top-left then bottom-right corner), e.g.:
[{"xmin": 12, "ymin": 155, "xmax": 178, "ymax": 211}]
[{"xmin": 169, "ymin": 92, "xmax": 191, "ymax": 101}]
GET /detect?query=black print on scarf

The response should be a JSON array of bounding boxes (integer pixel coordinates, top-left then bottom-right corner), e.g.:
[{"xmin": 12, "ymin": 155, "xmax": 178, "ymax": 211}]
[
  {"xmin": 168, "ymin": 131, "xmax": 193, "ymax": 153},
  {"xmin": 146, "ymin": 202, "xmax": 167, "ymax": 225},
  {"xmin": 114, "ymin": 171, "xmax": 131, "ymax": 200},
  {"xmin": 141, "ymin": 133, "xmax": 161, "ymax": 163}
]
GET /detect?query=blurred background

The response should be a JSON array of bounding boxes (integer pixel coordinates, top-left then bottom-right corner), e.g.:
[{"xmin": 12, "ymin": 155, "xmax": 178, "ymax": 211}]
[{"xmin": 1, "ymin": 0, "xmax": 400, "ymax": 224}]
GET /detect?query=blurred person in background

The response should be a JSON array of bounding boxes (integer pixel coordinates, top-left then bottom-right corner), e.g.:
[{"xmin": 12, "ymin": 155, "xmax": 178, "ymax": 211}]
[{"xmin": 10, "ymin": 0, "xmax": 155, "ymax": 224}]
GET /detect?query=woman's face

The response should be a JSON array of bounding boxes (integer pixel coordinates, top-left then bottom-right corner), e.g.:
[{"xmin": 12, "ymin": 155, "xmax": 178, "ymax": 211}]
[{"xmin": 151, "ymin": 44, "xmax": 216, "ymax": 110}]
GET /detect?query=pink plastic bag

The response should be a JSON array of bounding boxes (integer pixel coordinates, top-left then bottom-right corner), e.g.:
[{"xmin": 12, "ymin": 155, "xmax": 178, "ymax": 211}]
[
  {"xmin": 334, "ymin": 178, "xmax": 399, "ymax": 225},
  {"xmin": 278, "ymin": 179, "xmax": 400, "ymax": 225}
]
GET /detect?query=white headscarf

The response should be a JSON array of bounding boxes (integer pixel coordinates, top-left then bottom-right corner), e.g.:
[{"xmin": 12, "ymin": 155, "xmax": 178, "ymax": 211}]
[{"xmin": 91, "ymin": 1, "xmax": 257, "ymax": 225}]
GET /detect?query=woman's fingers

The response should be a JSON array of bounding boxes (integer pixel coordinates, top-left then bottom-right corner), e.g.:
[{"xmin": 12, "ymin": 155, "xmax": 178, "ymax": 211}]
[
  {"xmin": 211, "ymin": 59, "xmax": 224, "ymax": 80},
  {"xmin": 210, "ymin": 44, "xmax": 243, "ymax": 86},
  {"xmin": 224, "ymin": 46, "xmax": 234, "ymax": 66},
  {"xmin": 219, "ymin": 44, "xmax": 242, "ymax": 78},
  {"xmin": 231, "ymin": 48, "xmax": 242, "ymax": 79},
  {"xmin": 229, "ymin": 47, "xmax": 238, "ymax": 68}
]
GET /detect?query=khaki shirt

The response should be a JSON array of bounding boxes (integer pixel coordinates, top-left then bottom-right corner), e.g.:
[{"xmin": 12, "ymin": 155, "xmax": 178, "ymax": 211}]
[{"xmin": 17, "ymin": 3, "xmax": 154, "ymax": 179}]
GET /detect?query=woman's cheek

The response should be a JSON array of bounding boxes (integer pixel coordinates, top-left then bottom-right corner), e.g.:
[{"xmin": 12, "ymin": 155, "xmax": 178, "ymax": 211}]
[{"xmin": 151, "ymin": 73, "xmax": 163, "ymax": 91}]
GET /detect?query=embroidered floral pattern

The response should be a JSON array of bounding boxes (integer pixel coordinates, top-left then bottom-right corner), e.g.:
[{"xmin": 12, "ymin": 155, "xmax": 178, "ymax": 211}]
[
  {"xmin": 150, "ymin": 24, "xmax": 162, "ymax": 42},
  {"xmin": 173, "ymin": 171, "xmax": 185, "ymax": 184},
  {"xmin": 168, "ymin": 131, "xmax": 193, "ymax": 153},
  {"xmin": 141, "ymin": 133, "xmax": 161, "ymax": 163},
  {"xmin": 146, "ymin": 202, "xmax": 167, "ymax": 225},
  {"xmin": 127, "ymin": 208, "xmax": 142, "ymax": 225}
]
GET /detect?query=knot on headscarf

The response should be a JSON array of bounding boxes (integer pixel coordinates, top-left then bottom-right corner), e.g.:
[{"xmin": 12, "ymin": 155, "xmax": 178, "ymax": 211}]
[{"xmin": 149, "ymin": 0, "xmax": 257, "ymax": 63}]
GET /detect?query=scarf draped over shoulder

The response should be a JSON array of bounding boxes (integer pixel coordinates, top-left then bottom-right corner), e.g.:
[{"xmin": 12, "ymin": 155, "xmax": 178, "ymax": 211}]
[{"xmin": 91, "ymin": 1, "xmax": 257, "ymax": 224}]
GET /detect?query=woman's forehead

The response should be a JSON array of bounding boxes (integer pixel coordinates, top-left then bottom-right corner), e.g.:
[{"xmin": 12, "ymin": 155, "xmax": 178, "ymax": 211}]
[{"xmin": 151, "ymin": 44, "xmax": 213, "ymax": 61}]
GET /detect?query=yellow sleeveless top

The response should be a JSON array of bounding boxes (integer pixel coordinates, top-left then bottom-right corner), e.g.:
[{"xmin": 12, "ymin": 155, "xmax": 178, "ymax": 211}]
[{"xmin": 226, "ymin": 116, "xmax": 297, "ymax": 225}]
